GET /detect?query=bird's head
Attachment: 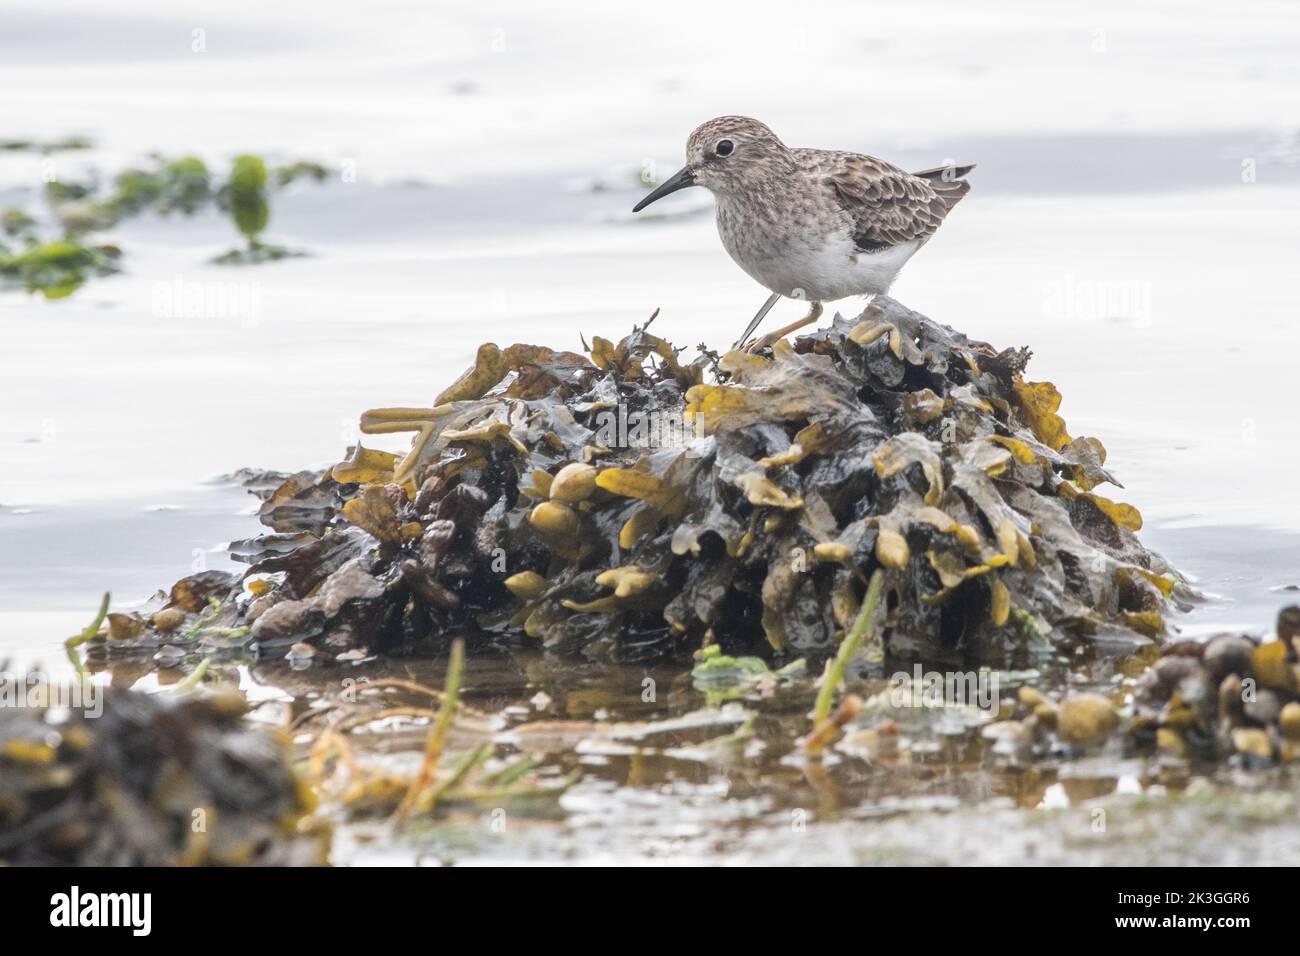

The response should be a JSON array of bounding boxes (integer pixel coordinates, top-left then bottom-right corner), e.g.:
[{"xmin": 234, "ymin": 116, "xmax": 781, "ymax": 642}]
[{"xmin": 633, "ymin": 116, "xmax": 793, "ymax": 212}]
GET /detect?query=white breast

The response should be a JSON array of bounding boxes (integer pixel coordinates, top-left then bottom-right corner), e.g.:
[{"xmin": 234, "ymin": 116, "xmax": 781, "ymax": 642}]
[{"xmin": 721, "ymin": 221, "xmax": 921, "ymax": 303}]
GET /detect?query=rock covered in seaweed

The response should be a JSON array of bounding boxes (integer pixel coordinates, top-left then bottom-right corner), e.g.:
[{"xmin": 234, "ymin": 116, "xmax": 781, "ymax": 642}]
[
  {"xmin": 97, "ymin": 296, "xmax": 1185, "ymax": 667},
  {"xmin": 0, "ymin": 685, "xmax": 328, "ymax": 865}
]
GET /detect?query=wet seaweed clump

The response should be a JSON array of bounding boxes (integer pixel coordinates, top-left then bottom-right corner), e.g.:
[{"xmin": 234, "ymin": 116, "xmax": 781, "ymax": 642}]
[
  {"xmin": 966, "ymin": 606, "xmax": 1300, "ymax": 768},
  {"xmin": 97, "ymin": 296, "xmax": 1186, "ymax": 671},
  {"xmin": 0, "ymin": 681, "xmax": 328, "ymax": 865},
  {"xmin": 1129, "ymin": 606, "xmax": 1300, "ymax": 765}
]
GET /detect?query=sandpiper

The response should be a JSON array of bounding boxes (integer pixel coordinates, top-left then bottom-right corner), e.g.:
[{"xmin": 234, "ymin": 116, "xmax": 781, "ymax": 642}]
[{"xmin": 633, "ymin": 116, "xmax": 973, "ymax": 349}]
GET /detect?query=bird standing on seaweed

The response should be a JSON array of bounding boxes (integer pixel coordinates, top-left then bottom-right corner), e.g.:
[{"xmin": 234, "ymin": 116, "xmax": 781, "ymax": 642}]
[{"xmin": 633, "ymin": 116, "xmax": 973, "ymax": 350}]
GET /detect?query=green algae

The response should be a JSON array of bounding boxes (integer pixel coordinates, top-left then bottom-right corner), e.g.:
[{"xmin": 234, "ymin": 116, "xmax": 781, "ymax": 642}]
[
  {"xmin": 3, "ymin": 141, "xmax": 327, "ymax": 296},
  {"xmin": 813, "ymin": 569, "xmax": 884, "ymax": 725},
  {"xmin": 0, "ymin": 239, "xmax": 121, "ymax": 298},
  {"xmin": 63, "ymin": 591, "xmax": 110, "ymax": 675}
]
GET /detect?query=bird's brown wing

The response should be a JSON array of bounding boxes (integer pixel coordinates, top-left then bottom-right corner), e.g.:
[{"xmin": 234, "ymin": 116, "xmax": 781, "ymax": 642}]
[{"xmin": 796, "ymin": 149, "xmax": 971, "ymax": 253}]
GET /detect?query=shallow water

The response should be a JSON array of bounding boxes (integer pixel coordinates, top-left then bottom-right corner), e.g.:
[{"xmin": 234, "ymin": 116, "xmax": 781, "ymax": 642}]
[{"xmin": 3, "ymin": 0, "xmax": 1299, "ymax": 863}]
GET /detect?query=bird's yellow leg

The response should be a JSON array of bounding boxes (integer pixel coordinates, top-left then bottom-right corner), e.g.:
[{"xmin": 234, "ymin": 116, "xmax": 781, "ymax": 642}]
[{"xmin": 746, "ymin": 301, "xmax": 823, "ymax": 353}]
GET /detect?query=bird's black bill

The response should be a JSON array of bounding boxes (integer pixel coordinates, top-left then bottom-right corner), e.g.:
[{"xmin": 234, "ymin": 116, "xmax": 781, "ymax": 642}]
[
  {"xmin": 632, "ymin": 166, "xmax": 696, "ymax": 212},
  {"xmin": 733, "ymin": 293, "xmax": 781, "ymax": 350}
]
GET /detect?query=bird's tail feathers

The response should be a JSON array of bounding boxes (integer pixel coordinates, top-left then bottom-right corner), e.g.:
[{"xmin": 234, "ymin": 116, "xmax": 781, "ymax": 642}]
[
  {"xmin": 913, "ymin": 163, "xmax": 975, "ymax": 182},
  {"xmin": 914, "ymin": 163, "xmax": 973, "ymax": 211}
]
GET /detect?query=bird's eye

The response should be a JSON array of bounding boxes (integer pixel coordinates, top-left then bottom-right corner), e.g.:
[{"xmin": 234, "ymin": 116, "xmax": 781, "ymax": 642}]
[{"xmin": 715, "ymin": 139, "xmax": 734, "ymax": 157}]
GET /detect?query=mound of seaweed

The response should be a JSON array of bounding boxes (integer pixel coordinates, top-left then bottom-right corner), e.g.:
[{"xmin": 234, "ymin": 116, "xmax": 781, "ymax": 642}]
[
  {"xmin": 91, "ymin": 296, "xmax": 1184, "ymax": 669},
  {"xmin": 0, "ymin": 685, "xmax": 328, "ymax": 865}
]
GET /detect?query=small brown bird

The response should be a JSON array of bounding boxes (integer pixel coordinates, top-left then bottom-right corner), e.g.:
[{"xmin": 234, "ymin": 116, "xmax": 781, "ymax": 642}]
[{"xmin": 633, "ymin": 116, "xmax": 974, "ymax": 349}]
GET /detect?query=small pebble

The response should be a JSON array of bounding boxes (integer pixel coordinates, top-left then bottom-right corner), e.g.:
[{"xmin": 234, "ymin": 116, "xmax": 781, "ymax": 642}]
[
  {"xmin": 1243, "ymin": 688, "xmax": 1282, "ymax": 725},
  {"xmin": 1058, "ymin": 693, "xmax": 1119, "ymax": 745},
  {"xmin": 1203, "ymin": 634, "xmax": 1255, "ymax": 683},
  {"xmin": 1277, "ymin": 605, "xmax": 1300, "ymax": 645},
  {"xmin": 1017, "ymin": 686, "xmax": 1047, "ymax": 710},
  {"xmin": 107, "ymin": 613, "xmax": 144, "ymax": 641},
  {"xmin": 1280, "ymin": 702, "xmax": 1300, "ymax": 741},
  {"xmin": 1232, "ymin": 727, "xmax": 1273, "ymax": 760},
  {"xmin": 1252, "ymin": 641, "xmax": 1295, "ymax": 691},
  {"xmin": 152, "ymin": 607, "xmax": 186, "ymax": 633},
  {"xmin": 286, "ymin": 643, "xmax": 316, "ymax": 664},
  {"xmin": 153, "ymin": 644, "xmax": 187, "ymax": 667}
]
